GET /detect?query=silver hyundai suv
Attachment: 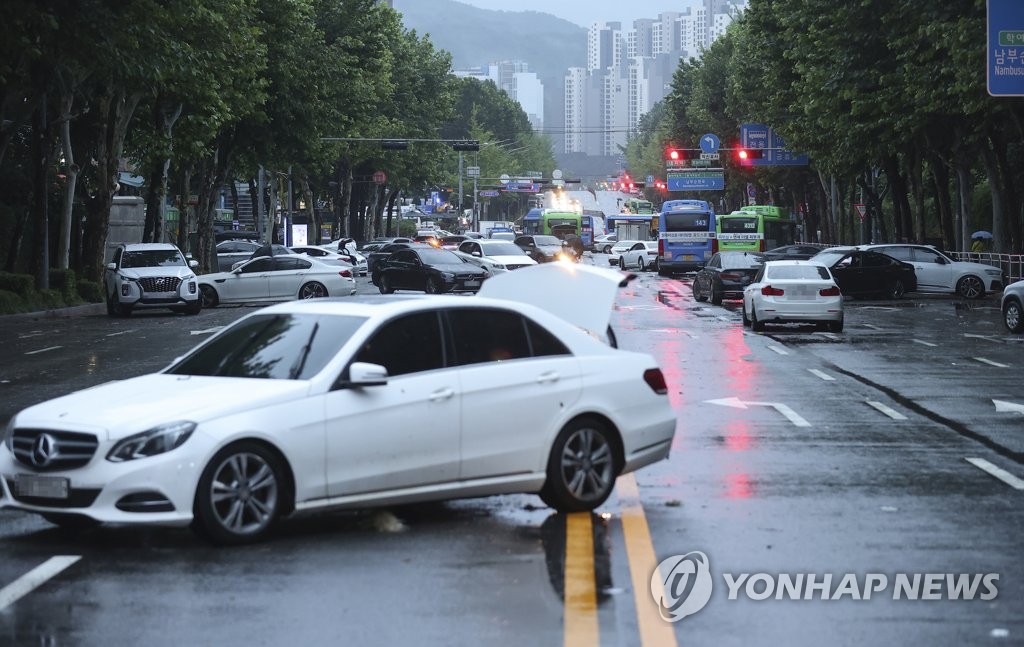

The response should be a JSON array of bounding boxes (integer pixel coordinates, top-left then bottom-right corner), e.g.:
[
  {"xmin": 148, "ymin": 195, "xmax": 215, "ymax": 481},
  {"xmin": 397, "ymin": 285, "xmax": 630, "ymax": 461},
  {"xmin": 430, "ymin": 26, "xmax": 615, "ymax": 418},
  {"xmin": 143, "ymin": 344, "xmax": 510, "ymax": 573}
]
[
  {"xmin": 858, "ymin": 244, "xmax": 1007, "ymax": 299},
  {"xmin": 104, "ymin": 243, "xmax": 201, "ymax": 317}
]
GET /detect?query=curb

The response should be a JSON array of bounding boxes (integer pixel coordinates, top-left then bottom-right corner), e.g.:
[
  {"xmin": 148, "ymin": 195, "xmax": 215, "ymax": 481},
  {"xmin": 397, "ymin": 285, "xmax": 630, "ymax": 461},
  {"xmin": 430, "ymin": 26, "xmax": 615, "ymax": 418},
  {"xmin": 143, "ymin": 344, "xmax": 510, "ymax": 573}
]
[{"xmin": 1, "ymin": 303, "xmax": 106, "ymax": 321}]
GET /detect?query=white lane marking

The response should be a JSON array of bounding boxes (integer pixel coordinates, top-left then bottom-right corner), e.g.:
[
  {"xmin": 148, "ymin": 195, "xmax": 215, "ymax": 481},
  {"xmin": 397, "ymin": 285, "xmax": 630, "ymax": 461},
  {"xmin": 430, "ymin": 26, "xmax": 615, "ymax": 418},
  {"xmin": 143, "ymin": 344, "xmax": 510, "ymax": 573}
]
[
  {"xmin": 24, "ymin": 346, "xmax": 62, "ymax": 355},
  {"xmin": 974, "ymin": 357, "xmax": 1010, "ymax": 368},
  {"xmin": 817, "ymin": 332, "xmax": 838, "ymax": 340},
  {"xmin": 0, "ymin": 556, "xmax": 82, "ymax": 611},
  {"xmin": 17, "ymin": 333, "xmax": 44, "ymax": 339},
  {"xmin": 862, "ymin": 323, "xmax": 883, "ymax": 330},
  {"xmin": 191, "ymin": 326, "xmax": 225, "ymax": 336},
  {"xmin": 705, "ymin": 397, "xmax": 811, "ymax": 427},
  {"xmin": 105, "ymin": 329, "xmax": 137, "ymax": 337},
  {"xmin": 965, "ymin": 458, "xmax": 1024, "ymax": 491},
  {"xmin": 866, "ymin": 400, "xmax": 908, "ymax": 420},
  {"xmin": 912, "ymin": 339, "xmax": 938, "ymax": 347},
  {"xmin": 993, "ymin": 399, "xmax": 1024, "ymax": 415},
  {"xmin": 808, "ymin": 369, "xmax": 835, "ymax": 381},
  {"xmin": 965, "ymin": 333, "xmax": 1003, "ymax": 343},
  {"xmin": 767, "ymin": 344, "xmax": 788, "ymax": 355}
]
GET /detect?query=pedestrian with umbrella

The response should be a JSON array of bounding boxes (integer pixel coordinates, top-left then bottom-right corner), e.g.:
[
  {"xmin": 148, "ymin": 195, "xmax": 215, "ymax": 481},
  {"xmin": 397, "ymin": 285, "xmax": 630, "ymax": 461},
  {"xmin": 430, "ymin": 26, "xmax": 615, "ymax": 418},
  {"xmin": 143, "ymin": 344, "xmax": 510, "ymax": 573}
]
[{"xmin": 971, "ymin": 230, "xmax": 992, "ymax": 253}]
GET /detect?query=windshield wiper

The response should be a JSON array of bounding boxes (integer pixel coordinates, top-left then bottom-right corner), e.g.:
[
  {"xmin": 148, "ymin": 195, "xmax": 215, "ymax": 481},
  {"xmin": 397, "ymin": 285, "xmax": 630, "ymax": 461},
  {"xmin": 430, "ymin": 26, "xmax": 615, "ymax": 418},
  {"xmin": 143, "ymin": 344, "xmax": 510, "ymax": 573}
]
[{"xmin": 289, "ymin": 322, "xmax": 319, "ymax": 379}]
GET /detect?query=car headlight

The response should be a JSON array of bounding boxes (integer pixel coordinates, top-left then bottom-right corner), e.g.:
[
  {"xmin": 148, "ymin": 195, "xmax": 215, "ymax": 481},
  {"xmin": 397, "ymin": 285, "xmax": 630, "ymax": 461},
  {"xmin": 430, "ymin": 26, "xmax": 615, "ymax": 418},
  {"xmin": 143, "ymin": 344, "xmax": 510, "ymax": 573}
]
[
  {"xmin": 492, "ymin": 263, "xmax": 506, "ymax": 270},
  {"xmin": 106, "ymin": 421, "xmax": 196, "ymax": 462},
  {"xmin": 441, "ymin": 272, "xmax": 455, "ymax": 280},
  {"xmin": 985, "ymin": 269, "xmax": 1001, "ymax": 276},
  {"xmin": 2, "ymin": 417, "xmax": 14, "ymax": 452}
]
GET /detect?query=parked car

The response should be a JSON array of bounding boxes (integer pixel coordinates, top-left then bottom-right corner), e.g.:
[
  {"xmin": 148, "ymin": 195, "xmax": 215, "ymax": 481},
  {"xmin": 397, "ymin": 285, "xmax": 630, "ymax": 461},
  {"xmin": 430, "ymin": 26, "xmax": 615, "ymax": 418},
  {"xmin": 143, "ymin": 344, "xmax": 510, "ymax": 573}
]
[
  {"xmin": 216, "ymin": 239, "xmax": 263, "ymax": 272},
  {"xmin": 593, "ymin": 233, "xmax": 618, "ymax": 253},
  {"xmin": 0, "ymin": 264, "xmax": 674, "ymax": 544},
  {"xmin": 607, "ymin": 240, "xmax": 641, "ymax": 266},
  {"xmin": 614, "ymin": 241, "xmax": 659, "ymax": 271},
  {"xmin": 229, "ymin": 243, "xmax": 294, "ymax": 271},
  {"xmin": 692, "ymin": 252, "xmax": 767, "ymax": 304},
  {"xmin": 366, "ymin": 242, "xmax": 429, "ymax": 274},
  {"xmin": 808, "ymin": 248, "xmax": 917, "ymax": 298},
  {"xmin": 374, "ymin": 247, "xmax": 489, "ymax": 294},
  {"xmin": 742, "ymin": 260, "xmax": 844, "ymax": 332},
  {"xmin": 515, "ymin": 235, "xmax": 571, "ymax": 263},
  {"xmin": 413, "ymin": 234, "xmax": 442, "ymax": 247},
  {"xmin": 1002, "ymin": 279, "xmax": 1024, "ymax": 333},
  {"xmin": 859, "ymin": 243, "xmax": 1007, "ymax": 299},
  {"xmin": 104, "ymin": 243, "xmax": 201, "ymax": 317},
  {"xmin": 289, "ymin": 244, "xmax": 367, "ymax": 277},
  {"xmin": 198, "ymin": 255, "xmax": 355, "ymax": 307},
  {"xmin": 456, "ymin": 239, "xmax": 538, "ymax": 274},
  {"xmin": 440, "ymin": 235, "xmax": 472, "ymax": 250},
  {"xmin": 762, "ymin": 243, "xmax": 827, "ymax": 261}
]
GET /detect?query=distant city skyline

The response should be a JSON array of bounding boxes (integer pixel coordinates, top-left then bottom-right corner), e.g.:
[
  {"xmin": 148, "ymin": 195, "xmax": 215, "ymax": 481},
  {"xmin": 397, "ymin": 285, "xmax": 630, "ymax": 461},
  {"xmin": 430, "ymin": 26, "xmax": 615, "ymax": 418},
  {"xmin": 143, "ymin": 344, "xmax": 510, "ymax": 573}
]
[{"xmin": 454, "ymin": 0, "xmax": 689, "ymax": 29}]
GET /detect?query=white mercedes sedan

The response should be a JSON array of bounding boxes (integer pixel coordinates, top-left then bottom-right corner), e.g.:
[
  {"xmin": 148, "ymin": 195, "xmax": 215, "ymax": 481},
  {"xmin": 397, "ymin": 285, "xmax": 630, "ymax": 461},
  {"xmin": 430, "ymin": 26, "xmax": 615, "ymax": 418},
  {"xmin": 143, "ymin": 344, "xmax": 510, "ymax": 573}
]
[
  {"xmin": 197, "ymin": 255, "xmax": 356, "ymax": 307},
  {"xmin": 455, "ymin": 239, "xmax": 538, "ymax": 274},
  {"xmin": 1, "ymin": 264, "xmax": 676, "ymax": 544}
]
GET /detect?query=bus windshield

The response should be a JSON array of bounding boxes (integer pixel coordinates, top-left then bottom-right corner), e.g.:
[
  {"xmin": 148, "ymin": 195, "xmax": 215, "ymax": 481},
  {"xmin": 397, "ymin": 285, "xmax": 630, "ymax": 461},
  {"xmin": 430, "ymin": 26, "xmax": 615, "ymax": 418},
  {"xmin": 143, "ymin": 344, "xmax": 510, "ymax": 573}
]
[
  {"xmin": 664, "ymin": 212, "xmax": 712, "ymax": 232},
  {"xmin": 720, "ymin": 217, "xmax": 759, "ymax": 233}
]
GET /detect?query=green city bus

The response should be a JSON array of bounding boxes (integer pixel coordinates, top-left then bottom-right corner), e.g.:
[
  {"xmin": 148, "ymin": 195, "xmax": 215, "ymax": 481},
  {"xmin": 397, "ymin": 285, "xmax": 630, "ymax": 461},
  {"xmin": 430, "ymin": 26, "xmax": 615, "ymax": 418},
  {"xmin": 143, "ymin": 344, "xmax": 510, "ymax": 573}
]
[
  {"xmin": 522, "ymin": 209, "xmax": 582, "ymax": 240},
  {"xmin": 716, "ymin": 206, "xmax": 796, "ymax": 252}
]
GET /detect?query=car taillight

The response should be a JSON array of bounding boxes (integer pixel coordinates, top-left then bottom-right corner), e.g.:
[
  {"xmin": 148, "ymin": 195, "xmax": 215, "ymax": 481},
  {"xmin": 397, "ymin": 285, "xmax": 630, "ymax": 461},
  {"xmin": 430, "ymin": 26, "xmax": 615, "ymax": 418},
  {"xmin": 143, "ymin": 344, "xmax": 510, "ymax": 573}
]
[
  {"xmin": 759, "ymin": 240, "xmax": 766, "ymax": 252},
  {"xmin": 761, "ymin": 285, "xmax": 784, "ymax": 296},
  {"xmin": 658, "ymin": 238, "xmax": 664, "ymax": 257},
  {"xmin": 339, "ymin": 269, "xmax": 352, "ymax": 278},
  {"xmin": 643, "ymin": 368, "xmax": 668, "ymax": 395},
  {"xmin": 819, "ymin": 286, "xmax": 841, "ymax": 296},
  {"xmin": 712, "ymin": 238, "xmax": 719, "ymax": 254},
  {"xmin": 720, "ymin": 272, "xmax": 741, "ymax": 281}
]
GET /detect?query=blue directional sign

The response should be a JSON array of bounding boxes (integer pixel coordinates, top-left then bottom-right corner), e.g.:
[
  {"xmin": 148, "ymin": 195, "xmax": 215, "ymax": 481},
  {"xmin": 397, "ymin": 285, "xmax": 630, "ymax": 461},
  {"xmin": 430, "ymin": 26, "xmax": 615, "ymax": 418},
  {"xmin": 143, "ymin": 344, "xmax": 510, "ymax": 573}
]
[
  {"xmin": 739, "ymin": 124, "xmax": 809, "ymax": 166},
  {"xmin": 667, "ymin": 170, "xmax": 725, "ymax": 191},
  {"xmin": 988, "ymin": 0, "xmax": 1024, "ymax": 96},
  {"xmin": 699, "ymin": 133, "xmax": 721, "ymax": 154}
]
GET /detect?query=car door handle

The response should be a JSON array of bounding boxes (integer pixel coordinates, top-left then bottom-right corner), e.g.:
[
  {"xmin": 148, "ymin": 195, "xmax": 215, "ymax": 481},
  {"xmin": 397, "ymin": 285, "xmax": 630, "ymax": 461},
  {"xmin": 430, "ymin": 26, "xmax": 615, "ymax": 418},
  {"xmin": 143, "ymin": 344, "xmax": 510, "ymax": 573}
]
[
  {"xmin": 537, "ymin": 371, "xmax": 559, "ymax": 384},
  {"xmin": 429, "ymin": 387, "xmax": 455, "ymax": 402}
]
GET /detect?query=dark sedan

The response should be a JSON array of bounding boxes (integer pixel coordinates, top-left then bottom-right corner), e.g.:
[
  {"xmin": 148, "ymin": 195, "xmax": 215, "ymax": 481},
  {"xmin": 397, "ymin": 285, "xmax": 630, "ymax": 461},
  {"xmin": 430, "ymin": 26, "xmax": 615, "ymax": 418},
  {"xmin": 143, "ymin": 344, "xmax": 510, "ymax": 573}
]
[
  {"xmin": 693, "ymin": 251, "xmax": 767, "ymax": 304},
  {"xmin": 762, "ymin": 243, "xmax": 827, "ymax": 261},
  {"xmin": 374, "ymin": 247, "xmax": 489, "ymax": 294},
  {"xmin": 366, "ymin": 241, "xmax": 428, "ymax": 274},
  {"xmin": 808, "ymin": 248, "xmax": 918, "ymax": 298},
  {"xmin": 514, "ymin": 234, "xmax": 569, "ymax": 263}
]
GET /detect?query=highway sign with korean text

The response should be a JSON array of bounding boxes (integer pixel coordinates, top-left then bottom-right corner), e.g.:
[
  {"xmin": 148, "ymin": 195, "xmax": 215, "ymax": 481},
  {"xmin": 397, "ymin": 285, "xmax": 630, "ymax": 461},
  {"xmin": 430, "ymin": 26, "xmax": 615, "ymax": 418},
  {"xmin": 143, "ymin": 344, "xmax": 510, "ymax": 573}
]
[
  {"xmin": 988, "ymin": 0, "xmax": 1024, "ymax": 96},
  {"xmin": 479, "ymin": 190, "xmax": 499, "ymax": 197},
  {"xmin": 667, "ymin": 169, "xmax": 725, "ymax": 191},
  {"xmin": 739, "ymin": 124, "xmax": 809, "ymax": 166},
  {"xmin": 466, "ymin": 166, "xmax": 480, "ymax": 177}
]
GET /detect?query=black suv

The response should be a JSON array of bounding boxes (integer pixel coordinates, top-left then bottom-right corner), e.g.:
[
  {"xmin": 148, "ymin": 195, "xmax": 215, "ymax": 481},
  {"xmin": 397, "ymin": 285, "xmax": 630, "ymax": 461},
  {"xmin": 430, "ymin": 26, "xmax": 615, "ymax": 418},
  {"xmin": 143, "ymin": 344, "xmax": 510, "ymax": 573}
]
[{"xmin": 514, "ymin": 235, "xmax": 568, "ymax": 263}]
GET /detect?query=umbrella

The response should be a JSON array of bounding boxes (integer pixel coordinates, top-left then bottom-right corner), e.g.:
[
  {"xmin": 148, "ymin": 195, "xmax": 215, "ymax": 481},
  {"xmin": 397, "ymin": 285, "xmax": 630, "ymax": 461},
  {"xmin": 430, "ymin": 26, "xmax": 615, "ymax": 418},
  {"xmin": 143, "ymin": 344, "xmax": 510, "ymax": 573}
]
[{"xmin": 971, "ymin": 230, "xmax": 993, "ymax": 239}]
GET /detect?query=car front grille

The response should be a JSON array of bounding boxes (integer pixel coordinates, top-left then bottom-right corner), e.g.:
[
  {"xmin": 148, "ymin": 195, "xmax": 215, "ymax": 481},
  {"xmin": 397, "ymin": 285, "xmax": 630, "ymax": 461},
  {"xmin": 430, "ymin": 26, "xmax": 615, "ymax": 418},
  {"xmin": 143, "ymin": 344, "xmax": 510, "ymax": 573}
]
[
  {"xmin": 12, "ymin": 429, "xmax": 100, "ymax": 472},
  {"xmin": 139, "ymin": 276, "xmax": 182, "ymax": 293}
]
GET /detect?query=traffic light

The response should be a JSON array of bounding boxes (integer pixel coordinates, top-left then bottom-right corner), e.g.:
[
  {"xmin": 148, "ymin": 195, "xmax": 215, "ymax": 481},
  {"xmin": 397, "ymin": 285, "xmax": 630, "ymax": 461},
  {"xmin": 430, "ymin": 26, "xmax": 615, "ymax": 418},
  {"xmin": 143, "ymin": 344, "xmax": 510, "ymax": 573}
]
[
  {"xmin": 450, "ymin": 140, "xmax": 480, "ymax": 151},
  {"xmin": 735, "ymin": 148, "xmax": 764, "ymax": 165},
  {"xmin": 381, "ymin": 140, "xmax": 409, "ymax": 150}
]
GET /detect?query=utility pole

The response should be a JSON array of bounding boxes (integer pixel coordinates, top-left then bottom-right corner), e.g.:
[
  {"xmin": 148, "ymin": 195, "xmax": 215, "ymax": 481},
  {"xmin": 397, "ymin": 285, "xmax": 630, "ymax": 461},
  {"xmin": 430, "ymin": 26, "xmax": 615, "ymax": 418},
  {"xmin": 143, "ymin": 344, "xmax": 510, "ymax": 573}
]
[
  {"xmin": 256, "ymin": 165, "xmax": 265, "ymax": 241},
  {"xmin": 458, "ymin": 151, "xmax": 464, "ymax": 217}
]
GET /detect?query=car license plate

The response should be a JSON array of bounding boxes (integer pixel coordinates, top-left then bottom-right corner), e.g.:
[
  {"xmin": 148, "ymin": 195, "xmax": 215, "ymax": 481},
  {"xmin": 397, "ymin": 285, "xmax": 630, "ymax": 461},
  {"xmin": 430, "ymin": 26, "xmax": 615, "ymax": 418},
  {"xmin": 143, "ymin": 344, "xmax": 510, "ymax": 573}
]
[
  {"xmin": 15, "ymin": 474, "xmax": 70, "ymax": 499},
  {"xmin": 464, "ymin": 280, "xmax": 480, "ymax": 287},
  {"xmin": 683, "ymin": 255, "xmax": 696, "ymax": 261}
]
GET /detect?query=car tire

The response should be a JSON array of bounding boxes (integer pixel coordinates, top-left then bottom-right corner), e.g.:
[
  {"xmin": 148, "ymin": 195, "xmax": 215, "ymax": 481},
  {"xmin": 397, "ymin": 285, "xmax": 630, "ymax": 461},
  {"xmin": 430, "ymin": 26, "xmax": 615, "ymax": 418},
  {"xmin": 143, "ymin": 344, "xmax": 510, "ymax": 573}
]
[
  {"xmin": 299, "ymin": 282, "xmax": 328, "ymax": 299},
  {"xmin": 539, "ymin": 417, "xmax": 619, "ymax": 512},
  {"xmin": 424, "ymin": 277, "xmax": 443, "ymax": 294},
  {"xmin": 710, "ymin": 284, "xmax": 723, "ymax": 305},
  {"xmin": 183, "ymin": 299, "xmax": 202, "ymax": 315},
  {"xmin": 742, "ymin": 303, "xmax": 751, "ymax": 327},
  {"xmin": 637, "ymin": 257, "xmax": 646, "ymax": 271},
  {"xmin": 618, "ymin": 257, "xmax": 626, "ymax": 270},
  {"xmin": 829, "ymin": 318, "xmax": 844, "ymax": 333},
  {"xmin": 379, "ymin": 276, "xmax": 394, "ymax": 294},
  {"xmin": 199, "ymin": 284, "xmax": 219, "ymax": 308},
  {"xmin": 956, "ymin": 275, "xmax": 985, "ymax": 299},
  {"xmin": 693, "ymin": 281, "xmax": 708, "ymax": 302},
  {"xmin": 1004, "ymin": 297, "xmax": 1024, "ymax": 333},
  {"xmin": 42, "ymin": 513, "xmax": 101, "ymax": 532},
  {"xmin": 603, "ymin": 245, "xmax": 612, "ymax": 254},
  {"xmin": 887, "ymin": 279, "xmax": 906, "ymax": 299},
  {"xmin": 751, "ymin": 306, "xmax": 765, "ymax": 332},
  {"xmin": 193, "ymin": 441, "xmax": 287, "ymax": 545}
]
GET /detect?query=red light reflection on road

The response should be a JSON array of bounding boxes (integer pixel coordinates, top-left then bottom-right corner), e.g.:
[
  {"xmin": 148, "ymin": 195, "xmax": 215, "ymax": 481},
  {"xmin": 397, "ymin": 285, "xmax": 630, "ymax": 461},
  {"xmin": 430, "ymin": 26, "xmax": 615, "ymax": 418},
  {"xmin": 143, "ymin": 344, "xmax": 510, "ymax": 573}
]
[
  {"xmin": 723, "ymin": 420, "xmax": 753, "ymax": 451},
  {"xmin": 724, "ymin": 472, "xmax": 754, "ymax": 499}
]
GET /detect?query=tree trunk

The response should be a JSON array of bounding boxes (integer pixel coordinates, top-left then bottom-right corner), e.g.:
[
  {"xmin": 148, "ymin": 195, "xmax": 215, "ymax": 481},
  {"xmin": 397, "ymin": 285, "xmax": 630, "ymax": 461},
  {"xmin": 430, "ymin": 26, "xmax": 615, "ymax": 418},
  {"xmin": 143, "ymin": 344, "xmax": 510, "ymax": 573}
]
[
  {"xmin": 979, "ymin": 140, "xmax": 1006, "ymax": 254},
  {"xmin": 300, "ymin": 176, "xmax": 319, "ymax": 243},
  {"xmin": 929, "ymin": 157, "xmax": 954, "ymax": 251},
  {"xmin": 81, "ymin": 88, "xmax": 141, "ymax": 282},
  {"xmin": 194, "ymin": 142, "xmax": 233, "ymax": 273},
  {"xmin": 385, "ymin": 189, "xmax": 401, "ymax": 236},
  {"xmin": 142, "ymin": 101, "xmax": 181, "ymax": 244},
  {"xmin": 56, "ymin": 92, "xmax": 79, "ymax": 269},
  {"xmin": 175, "ymin": 165, "xmax": 191, "ymax": 254},
  {"xmin": 31, "ymin": 89, "xmax": 51, "ymax": 290},
  {"xmin": 991, "ymin": 130, "xmax": 1021, "ymax": 252}
]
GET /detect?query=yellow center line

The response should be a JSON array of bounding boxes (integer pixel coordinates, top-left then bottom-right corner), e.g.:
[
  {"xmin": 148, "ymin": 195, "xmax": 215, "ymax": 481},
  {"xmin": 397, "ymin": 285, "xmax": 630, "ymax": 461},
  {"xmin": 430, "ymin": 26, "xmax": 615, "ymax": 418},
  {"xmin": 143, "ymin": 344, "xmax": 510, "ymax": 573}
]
[
  {"xmin": 618, "ymin": 473, "xmax": 679, "ymax": 647},
  {"xmin": 564, "ymin": 511, "xmax": 599, "ymax": 647}
]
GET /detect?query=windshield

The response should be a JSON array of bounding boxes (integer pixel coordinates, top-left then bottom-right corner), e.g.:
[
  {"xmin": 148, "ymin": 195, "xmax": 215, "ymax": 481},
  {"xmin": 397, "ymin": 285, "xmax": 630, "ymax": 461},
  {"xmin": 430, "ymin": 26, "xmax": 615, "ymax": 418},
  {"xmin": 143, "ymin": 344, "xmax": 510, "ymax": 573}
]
[
  {"xmin": 766, "ymin": 265, "xmax": 832, "ymax": 280},
  {"xmin": 535, "ymin": 236, "xmax": 561, "ymax": 246},
  {"xmin": 481, "ymin": 242, "xmax": 525, "ymax": 255},
  {"xmin": 720, "ymin": 252, "xmax": 766, "ymax": 268},
  {"xmin": 166, "ymin": 313, "xmax": 367, "ymax": 379},
  {"xmin": 417, "ymin": 249, "xmax": 464, "ymax": 264},
  {"xmin": 811, "ymin": 250, "xmax": 849, "ymax": 266},
  {"xmin": 121, "ymin": 249, "xmax": 186, "ymax": 268},
  {"xmin": 664, "ymin": 212, "xmax": 712, "ymax": 232},
  {"xmin": 720, "ymin": 217, "xmax": 758, "ymax": 233}
]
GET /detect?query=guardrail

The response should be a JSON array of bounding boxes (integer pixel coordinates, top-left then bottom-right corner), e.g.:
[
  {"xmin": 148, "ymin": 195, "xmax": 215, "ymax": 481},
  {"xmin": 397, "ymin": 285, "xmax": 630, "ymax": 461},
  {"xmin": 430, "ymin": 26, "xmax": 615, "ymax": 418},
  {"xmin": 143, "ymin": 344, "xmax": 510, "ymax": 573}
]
[{"xmin": 949, "ymin": 252, "xmax": 1024, "ymax": 285}]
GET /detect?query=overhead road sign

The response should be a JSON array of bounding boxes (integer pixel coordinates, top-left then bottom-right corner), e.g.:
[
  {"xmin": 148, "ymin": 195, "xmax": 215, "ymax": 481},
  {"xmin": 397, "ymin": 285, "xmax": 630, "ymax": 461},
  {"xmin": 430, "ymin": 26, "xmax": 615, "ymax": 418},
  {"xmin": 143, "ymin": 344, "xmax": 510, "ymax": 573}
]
[
  {"xmin": 667, "ymin": 169, "xmax": 725, "ymax": 191},
  {"xmin": 739, "ymin": 124, "xmax": 809, "ymax": 166},
  {"xmin": 988, "ymin": 0, "xmax": 1024, "ymax": 96}
]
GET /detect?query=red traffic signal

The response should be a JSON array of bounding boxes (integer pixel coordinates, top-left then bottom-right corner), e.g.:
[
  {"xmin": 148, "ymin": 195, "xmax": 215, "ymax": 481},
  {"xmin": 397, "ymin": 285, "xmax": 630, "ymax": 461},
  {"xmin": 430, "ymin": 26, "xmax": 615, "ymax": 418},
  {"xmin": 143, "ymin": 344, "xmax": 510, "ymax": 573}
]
[
  {"xmin": 667, "ymin": 149, "xmax": 681, "ymax": 161},
  {"xmin": 735, "ymin": 148, "xmax": 765, "ymax": 164}
]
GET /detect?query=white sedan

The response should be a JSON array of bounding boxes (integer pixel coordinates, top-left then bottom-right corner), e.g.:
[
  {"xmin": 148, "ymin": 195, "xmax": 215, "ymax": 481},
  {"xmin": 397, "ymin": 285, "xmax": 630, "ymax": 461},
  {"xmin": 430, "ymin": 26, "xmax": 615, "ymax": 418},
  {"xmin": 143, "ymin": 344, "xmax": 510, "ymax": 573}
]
[
  {"xmin": 290, "ymin": 244, "xmax": 368, "ymax": 276},
  {"xmin": 742, "ymin": 260, "xmax": 844, "ymax": 332},
  {"xmin": 0, "ymin": 264, "xmax": 676, "ymax": 544},
  {"xmin": 610, "ymin": 240, "xmax": 659, "ymax": 271},
  {"xmin": 455, "ymin": 239, "xmax": 538, "ymax": 274},
  {"xmin": 198, "ymin": 255, "xmax": 356, "ymax": 307}
]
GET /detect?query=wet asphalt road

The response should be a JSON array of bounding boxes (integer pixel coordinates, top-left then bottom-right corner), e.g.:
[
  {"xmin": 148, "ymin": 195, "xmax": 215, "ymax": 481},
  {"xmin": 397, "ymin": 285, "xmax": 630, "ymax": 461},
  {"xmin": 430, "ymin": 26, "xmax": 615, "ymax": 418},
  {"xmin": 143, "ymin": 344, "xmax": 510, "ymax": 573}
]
[{"xmin": 0, "ymin": 255, "xmax": 1022, "ymax": 647}]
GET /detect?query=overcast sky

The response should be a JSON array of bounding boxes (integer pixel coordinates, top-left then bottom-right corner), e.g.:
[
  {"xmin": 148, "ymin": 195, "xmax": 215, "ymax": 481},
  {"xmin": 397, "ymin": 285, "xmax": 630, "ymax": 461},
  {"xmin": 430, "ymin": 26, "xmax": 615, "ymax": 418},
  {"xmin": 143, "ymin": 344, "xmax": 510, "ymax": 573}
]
[{"xmin": 454, "ymin": 0, "xmax": 687, "ymax": 29}]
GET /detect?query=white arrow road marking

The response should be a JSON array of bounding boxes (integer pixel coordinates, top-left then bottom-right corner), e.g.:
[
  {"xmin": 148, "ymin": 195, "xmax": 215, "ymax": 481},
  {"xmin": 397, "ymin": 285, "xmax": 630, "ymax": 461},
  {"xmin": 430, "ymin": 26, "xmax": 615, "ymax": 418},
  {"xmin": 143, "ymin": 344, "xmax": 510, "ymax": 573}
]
[
  {"xmin": 965, "ymin": 458, "xmax": 1024, "ymax": 491},
  {"xmin": 24, "ymin": 346, "xmax": 62, "ymax": 355},
  {"xmin": 808, "ymin": 369, "xmax": 835, "ymax": 381},
  {"xmin": 767, "ymin": 344, "xmax": 788, "ymax": 355},
  {"xmin": 866, "ymin": 401, "xmax": 908, "ymax": 420},
  {"xmin": 993, "ymin": 399, "xmax": 1024, "ymax": 415},
  {"xmin": 0, "ymin": 556, "xmax": 82, "ymax": 611},
  {"xmin": 705, "ymin": 397, "xmax": 810, "ymax": 427},
  {"xmin": 974, "ymin": 357, "xmax": 1010, "ymax": 368},
  {"xmin": 912, "ymin": 339, "xmax": 937, "ymax": 347},
  {"xmin": 191, "ymin": 326, "xmax": 225, "ymax": 336}
]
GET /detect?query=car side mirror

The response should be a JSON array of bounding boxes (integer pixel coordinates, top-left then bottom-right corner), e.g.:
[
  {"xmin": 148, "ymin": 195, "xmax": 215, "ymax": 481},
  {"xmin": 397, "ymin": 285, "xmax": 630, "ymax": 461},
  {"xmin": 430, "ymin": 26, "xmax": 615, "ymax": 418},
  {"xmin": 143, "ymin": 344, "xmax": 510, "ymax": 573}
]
[
  {"xmin": 472, "ymin": 251, "xmax": 482, "ymax": 257},
  {"xmin": 336, "ymin": 362, "xmax": 389, "ymax": 389},
  {"xmin": 106, "ymin": 262, "xmax": 116, "ymax": 270},
  {"xmin": 189, "ymin": 260, "xmax": 199, "ymax": 269}
]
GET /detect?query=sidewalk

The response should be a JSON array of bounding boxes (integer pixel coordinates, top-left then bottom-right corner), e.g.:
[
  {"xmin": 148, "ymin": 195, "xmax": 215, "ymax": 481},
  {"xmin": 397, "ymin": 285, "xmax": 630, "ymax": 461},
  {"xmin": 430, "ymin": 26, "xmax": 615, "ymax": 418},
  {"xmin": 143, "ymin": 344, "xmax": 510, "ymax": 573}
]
[{"xmin": 1, "ymin": 302, "xmax": 106, "ymax": 320}]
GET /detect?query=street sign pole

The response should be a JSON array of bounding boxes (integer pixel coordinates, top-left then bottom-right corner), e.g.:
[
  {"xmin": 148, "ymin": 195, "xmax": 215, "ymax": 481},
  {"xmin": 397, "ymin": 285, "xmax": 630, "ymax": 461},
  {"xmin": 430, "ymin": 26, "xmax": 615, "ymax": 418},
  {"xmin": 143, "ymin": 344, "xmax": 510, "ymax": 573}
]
[{"xmin": 458, "ymin": 152, "xmax": 464, "ymax": 216}]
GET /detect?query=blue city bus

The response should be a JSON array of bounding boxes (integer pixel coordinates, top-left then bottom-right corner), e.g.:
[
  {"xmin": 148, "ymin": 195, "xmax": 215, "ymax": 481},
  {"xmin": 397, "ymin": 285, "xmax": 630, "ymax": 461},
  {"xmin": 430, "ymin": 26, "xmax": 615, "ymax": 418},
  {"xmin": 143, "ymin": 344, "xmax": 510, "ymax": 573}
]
[
  {"xmin": 656, "ymin": 199, "xmax": 716, "ymax": 276},
  {"xmin": 580, "ymin": 213, "xmax": 606, "ymax": 248}
]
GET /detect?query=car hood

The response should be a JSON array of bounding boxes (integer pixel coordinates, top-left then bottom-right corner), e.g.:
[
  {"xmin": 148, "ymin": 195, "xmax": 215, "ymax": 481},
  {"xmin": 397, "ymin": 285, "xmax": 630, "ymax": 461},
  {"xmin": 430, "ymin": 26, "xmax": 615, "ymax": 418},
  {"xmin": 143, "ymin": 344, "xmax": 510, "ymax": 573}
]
[
  {"xmin": 535, "ymin": 244, "xmax": 564, "ymax": 254},
  {"xmin": 953, "ymin": 260, "xmax": 1001, "ymax": 273},
  {"xmin": 478, "ymin": 263, "xmax": 633, "ymax": 337},
  {"xmin": 487, "ymin": 255, "xmax": 536, "ymax": 265},
  {"xmin": 117, "ymin": 267, "xmax": 194, "ymax": 279},
  {"xmin": 428, "ymin": 263, "xmax": 487, "ymax": 274},
  {"xmin": 13, "ymin": 374, "xmax": 311, "ymax": 441}
]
